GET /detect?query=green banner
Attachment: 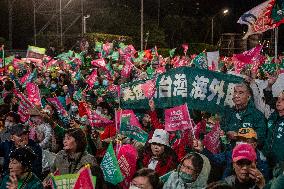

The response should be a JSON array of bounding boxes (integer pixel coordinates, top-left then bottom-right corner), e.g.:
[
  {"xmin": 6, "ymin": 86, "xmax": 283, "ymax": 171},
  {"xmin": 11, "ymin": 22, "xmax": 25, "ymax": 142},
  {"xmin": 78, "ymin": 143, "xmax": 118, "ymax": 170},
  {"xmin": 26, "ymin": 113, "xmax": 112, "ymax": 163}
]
[
  {"xmin": 121, "ymin": 67, "xmax": 244, "ymax": 114},
  {"xmin": 120, "ymin": 115, "xmax": 149, "ymax": 143},
  {"xmin": 51, "ymin": 174, "xmax": 96, "ymax": 189}
]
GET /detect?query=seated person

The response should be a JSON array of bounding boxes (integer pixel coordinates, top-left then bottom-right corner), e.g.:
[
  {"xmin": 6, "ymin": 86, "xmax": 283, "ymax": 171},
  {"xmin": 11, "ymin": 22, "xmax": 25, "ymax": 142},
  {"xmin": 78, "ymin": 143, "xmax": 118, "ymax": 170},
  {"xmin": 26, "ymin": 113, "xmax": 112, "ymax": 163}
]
[{"xmin": 163, "ymin": 152, "xmax": 211, "ymax": 189}]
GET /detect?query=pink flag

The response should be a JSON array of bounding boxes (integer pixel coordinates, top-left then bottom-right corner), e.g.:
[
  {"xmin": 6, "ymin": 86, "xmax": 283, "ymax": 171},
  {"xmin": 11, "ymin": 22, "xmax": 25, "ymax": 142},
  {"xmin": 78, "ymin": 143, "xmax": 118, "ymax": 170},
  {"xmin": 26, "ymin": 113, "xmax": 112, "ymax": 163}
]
[
  {"xmin": 115, "ymin": 110, "xmax": 142, "ymax": 131},
  {"xmin": 117, "ymin": 145, "xmax": 138, "ymax": 189},
  {"xmin": 26, "ymin": 82, "xmax": 42, "ymax": 107},
  {"xmin": 14, "ymin": 89, "xmax": 34, "ymax": 122},
  {"xmin": 86, "ymin": 70, "xmax": 98, "ymax": 88},
  {"xmin": 174, "ymin": 56, "xmax": 189, "ymax": 68},
  {"xmin": 46, "ymin": 97, "xmax": 68, "ymax": 116},
  {"xmin": 73, "ymin": 166, "xmax": 95, "ymax": 189},
  {"xmin": 125, "ymin": 45, "xmax": 136, "ymax": 55},
  {"xmin": 103, "ymin": 42, "xmax": 112, "ymax": 55},
  {"xmin": 20, "ymin": 72, "xmax": 30, "ymax": 84},
  {"xmin": 121, "ymin": 58, "xmax": 134, "ymax": 78},
  {"xmin": 91, "ymin": 58, "xmax": 107, "ymax": 70},
  {"xmin": 87, "ymin": 109, "xmax": 114, "ymax": 127},
  {"xmin": 233, "ymin": 45, "xmax": 263, "ymax": 73},
  {"xmin": 172, "ymin": 56, "xmax": 181, "ymax": 68},
  {"xmin": 182, "ymin": 43, "xmax": 189, "ymax": 55},
  {"xmin": 156, "ymin": 66, "xmax": 166, "ymax": 74},
  {"xmin": 141, "ymin": 79, "xmax": 156, "ymax": 99},
  {"xmin": 165, "ymin": 104, "xmax": 192, "ymax": 131},
  {"xmin": 203, "ymin": 123, "xmax": 221, "ymax": 154}
]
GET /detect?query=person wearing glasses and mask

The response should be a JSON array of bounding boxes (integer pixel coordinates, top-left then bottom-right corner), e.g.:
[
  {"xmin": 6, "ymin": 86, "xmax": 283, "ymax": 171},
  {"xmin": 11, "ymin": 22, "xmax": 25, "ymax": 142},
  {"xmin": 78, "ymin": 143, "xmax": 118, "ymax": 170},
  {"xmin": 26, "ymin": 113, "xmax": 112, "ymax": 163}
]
[
  {"xmin": 0, "ymin": 124, "xmax": 42, "ymax": 179},
  {"xmin": 224, "ymin": 143, "xmax": 265, "ymax": 189},
  {"xmin": 163, "ymin": 152, "xmax": 211, "ymax": 189},
  {"xmin": 129, "ymin": 168, "xmax": 163, "ymax": 189}
]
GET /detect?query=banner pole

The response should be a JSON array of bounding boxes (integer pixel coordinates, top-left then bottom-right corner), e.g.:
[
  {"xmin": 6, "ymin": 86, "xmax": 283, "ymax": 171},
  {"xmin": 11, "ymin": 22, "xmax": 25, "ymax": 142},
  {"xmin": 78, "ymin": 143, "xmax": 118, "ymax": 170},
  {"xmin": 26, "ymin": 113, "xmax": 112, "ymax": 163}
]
[{"xmin": 274, "ymin": 28, "xmax": 278, "ymax": 60}]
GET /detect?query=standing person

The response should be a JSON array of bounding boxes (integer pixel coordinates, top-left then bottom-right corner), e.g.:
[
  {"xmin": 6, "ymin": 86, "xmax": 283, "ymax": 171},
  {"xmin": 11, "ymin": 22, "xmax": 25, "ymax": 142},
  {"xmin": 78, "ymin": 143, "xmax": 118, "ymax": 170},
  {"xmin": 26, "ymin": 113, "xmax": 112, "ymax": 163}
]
[
  {"xmin": 140, "ymin": 129, "xmax": 178, "ymax": 176},
  {"xmin": 0, "ymin": 124, "xmax": 42, "ymax": 179},
  {"xmin": 0, "ymin": 146, "xmax": 43, "ymax": 189},
  {"xmin": 224, "ymin": 143, "xmax": 265, "ymax": 189},
  {"xmin": 221, "ymin": 83, "xmax": 267, "ymax": 148},
  {"xmin": 163, "ymin": 152, "xmax": 211, "ymax": 189}
]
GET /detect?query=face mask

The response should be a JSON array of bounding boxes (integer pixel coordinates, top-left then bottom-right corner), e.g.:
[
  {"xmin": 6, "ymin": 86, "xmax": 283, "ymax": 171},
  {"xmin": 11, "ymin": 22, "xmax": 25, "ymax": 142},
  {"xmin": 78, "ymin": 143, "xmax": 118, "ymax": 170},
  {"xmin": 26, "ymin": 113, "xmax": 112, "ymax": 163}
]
[
  {"xmin": 5, "ymin": 121, "xmax": 13, "ymax": 128},
  {"xmin": 129, "ymin": 185, "xmax": 141, "ymax": 189},
  {"xmin": 71, "ymin": 105, "xmax": 78, "ymax": 112},
  {"xmin": 51, "ymin": 84, "xmax": 57, "ymax": 88},
  {"xmin": 236, "ymin": 141, "xmax": 247, "ymax": 146},
  {"xmin": 102, "ymin": 80, "xmax": 108, "ymax": 86},
  {"xmin": 179, "ymin": 171, "xmax": 194, "ymax": 183}
]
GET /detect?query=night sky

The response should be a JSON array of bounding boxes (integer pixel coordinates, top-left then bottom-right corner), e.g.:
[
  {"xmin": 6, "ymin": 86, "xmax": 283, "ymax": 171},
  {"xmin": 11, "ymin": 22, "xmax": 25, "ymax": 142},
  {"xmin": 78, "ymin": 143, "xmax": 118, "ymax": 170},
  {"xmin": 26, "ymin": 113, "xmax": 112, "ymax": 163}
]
[{"xmin": 0, "ymin": 0, "xmax": 283, "ymax": 51}]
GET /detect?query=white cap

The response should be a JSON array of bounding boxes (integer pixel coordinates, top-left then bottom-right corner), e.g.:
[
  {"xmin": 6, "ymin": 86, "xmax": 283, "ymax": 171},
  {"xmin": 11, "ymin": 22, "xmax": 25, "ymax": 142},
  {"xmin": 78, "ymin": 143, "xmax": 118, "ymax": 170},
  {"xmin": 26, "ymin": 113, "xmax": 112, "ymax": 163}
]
[{"xmin": 148, "ymin": 129, "xmax": 170, "ymax": 147}]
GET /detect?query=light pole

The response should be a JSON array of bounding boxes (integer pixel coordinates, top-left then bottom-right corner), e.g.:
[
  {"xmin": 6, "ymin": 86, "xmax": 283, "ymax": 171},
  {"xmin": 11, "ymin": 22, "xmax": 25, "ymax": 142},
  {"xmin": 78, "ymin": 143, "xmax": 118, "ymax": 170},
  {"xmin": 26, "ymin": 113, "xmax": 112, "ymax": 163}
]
[
  {"xmin": 60, "ymin": 0, "xmax": 63, "ymax": 47},
  {"xmin": 33, "ymin": 0, "xmax": 37, "ymax": 45},
  {"xmin": 83, "ymin": 15, "xmax": 90, "ymax": 34},
  {"xmin": 141, "ymin": 0, "xmax": 144, "ymax": 51},
  {"xmin": 211, "ymin": 9, "xmax": 229, "ymax": 45}
]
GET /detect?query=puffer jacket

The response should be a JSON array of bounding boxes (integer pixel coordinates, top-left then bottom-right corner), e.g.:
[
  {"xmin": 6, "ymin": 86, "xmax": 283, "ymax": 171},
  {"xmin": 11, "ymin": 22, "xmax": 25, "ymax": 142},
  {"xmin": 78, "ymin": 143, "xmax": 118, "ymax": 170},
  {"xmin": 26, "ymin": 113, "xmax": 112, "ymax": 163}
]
[
  {"xmin": 52, "ymin": 150, "xmax": 97, "ymax": 174},
  {"xmin": 163, "ymin": 153, "xmax": 211, "ymax": 189}
]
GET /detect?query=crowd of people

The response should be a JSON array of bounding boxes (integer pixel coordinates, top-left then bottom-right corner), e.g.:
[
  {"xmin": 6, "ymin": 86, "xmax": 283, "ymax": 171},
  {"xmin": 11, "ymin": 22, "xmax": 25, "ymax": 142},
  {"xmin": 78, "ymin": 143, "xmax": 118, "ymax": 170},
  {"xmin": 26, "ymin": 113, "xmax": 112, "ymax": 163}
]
[{"xmin": 0, "ymin": 41, "xmax": 284, "ymax": 189}]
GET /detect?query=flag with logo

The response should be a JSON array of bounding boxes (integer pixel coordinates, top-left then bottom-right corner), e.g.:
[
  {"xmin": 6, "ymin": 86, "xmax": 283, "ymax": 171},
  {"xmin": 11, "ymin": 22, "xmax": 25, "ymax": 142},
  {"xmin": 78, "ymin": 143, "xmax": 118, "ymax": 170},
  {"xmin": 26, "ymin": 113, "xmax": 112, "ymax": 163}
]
[
  {"xmin": 86, "ymin": 70, "xmax": 98, "ymax": 88},
  {"xmin": 100, "ymin": 142, "xmax": 124, "ymax": 185},
  {"xmin": 27, "ymin": 45, "xmax": 46, "ymax": 60},
  {"xmin": 192, "ymin": 52, "xmax": 207, "ymax": 69},
  {"xmin": 117, "ymin": 144, "xmax": 138, "ymax": 189},
  {"xmin": 238, "ymin": 0, "xmax": 275, "ymax": 39},
  {"xmin": 207, "ymin": 51, "xmax": 219, "ymax": 71},
  {"xmin": 115, "ymin": 110, "xmax": 141, "ymax": 131},
  {"xmin": 26, "ymin": 82, "xmax": 42, "ymax": 107},
  {"xmin": 203, "ymin": 122, "xmax": 222, "ymax": 154},
  {"xmin": 73, "ymin": 166, "xmax": 96, "ymax": 189},
  {"xmin": 14, "ymin": 89, "xmax": 35, "ymax": 122},
  {"xmin": 121, "ymin": 58, "xmax": 134, "ymax": 78},
  {"xmin": 120, "ymin": 115, "xmax": 149, "ymax": 143},
  {"xmin": 46, "ymin": 97, "xmax": 68, "ymax": 117},
  {"xmin": 141, "ymin": 79, "xmax": 156, "ymax": 99},
  {"xmin": 232, "ymin": 45, "xmax": 263, "ymax": 73},
  {"xmin": 268, "ymin": 0, "xmax": 284, "ymax": 27},
  {"xmin": 87, "ymin": 109, "xmax": 113, "ymax": 127},
  {"xmin": 164, "ymin": 104, "xmax": 192, "ymax": 131}
]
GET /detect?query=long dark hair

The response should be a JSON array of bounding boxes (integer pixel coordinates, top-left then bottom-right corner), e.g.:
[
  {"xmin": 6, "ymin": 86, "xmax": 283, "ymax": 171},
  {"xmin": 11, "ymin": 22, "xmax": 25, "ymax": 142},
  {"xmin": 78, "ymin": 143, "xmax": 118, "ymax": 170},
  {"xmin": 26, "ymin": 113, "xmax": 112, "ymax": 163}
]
[
  {"xmin": 143, "ymin": 143, "xmax": 178, "ymax": 167},
  {"xmin": 65, "ymin": 128, "xmax": 87, "ymax": 153}
]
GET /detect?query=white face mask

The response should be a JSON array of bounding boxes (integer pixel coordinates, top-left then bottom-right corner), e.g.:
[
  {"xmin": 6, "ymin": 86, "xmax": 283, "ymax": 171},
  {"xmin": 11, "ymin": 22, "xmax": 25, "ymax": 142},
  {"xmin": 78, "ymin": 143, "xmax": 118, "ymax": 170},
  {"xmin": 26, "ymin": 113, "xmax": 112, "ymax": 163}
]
[
  {"xmin": 129, "ymin": 185, "xmax": 142, "ymax": 189},
  {"xmin": 5, "ymin": 121, "xmax": 14, "ymax": 128},
  {"xmin": 236, "ymin": 141, "xmax": 248, "ymax": 146}
]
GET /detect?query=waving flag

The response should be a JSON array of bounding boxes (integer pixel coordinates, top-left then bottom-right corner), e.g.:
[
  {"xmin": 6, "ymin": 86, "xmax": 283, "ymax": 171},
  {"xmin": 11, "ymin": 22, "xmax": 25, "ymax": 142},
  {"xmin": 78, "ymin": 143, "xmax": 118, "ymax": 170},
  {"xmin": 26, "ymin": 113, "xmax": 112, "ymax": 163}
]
[
  {"xmin": 192, "ymin": 52, "xmax": 207, "ymax": 69},
  {"xmin": 27, "ymin": 45, "xmax": 46, "ymax": 60},
  {"xmin": 26, "ymin": 82, "xmax": 42, "ymax": 107},
  {"xmin": 141, "ymin": 79, "xmax": 156, "ymax": 99},
  {"xmin": 91, "ymin": 58, "xmax": 107, "ymax": 69},
  {"xmin": 121, "ymin": 58, "xmax": 134, "ymax": 78},
  {"xmin": 87, "ymin": 109, "xmax": 113, "ymax": 127},
  {"xmin": 268, "ymin": 0, "xmax": 284, "ymax": 26},
  {"xmin": 100, "ymin": 142, "xmax": 124, "ymax": 185},
  {"xmin": 164, "ymin": 104, "xmax": 192, "ymax": 131},
  {"xmin": 86, "ymin": 70, "xmax": 98, "ymax": 88},
  {"xmin": 238, "ymin": 0, "xmax": 275, "ymax": 39},
  {"xmin": 182, "ymin": 43, "xmax": 189, "ymax": 55},
  {"xmin": 207, "ymin": 51, "xmax": 220, "ymax": 71},
  {"xmin": 232, "ymin": 45, "xmax": 263, "ymax": 73},
  {"xmin": 73, "ymin": 166, "xmax": 96, "ymax": 189},
  {"xmin": 14, "ymin": 89, "xmax": 35, "ymax": 122}
]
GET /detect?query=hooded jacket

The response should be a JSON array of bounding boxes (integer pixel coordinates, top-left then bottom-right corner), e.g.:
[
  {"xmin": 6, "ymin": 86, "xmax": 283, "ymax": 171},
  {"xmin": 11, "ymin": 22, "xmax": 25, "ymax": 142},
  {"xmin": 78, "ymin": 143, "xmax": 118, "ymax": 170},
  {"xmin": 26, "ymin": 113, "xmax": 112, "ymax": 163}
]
[{"xmin": 163, "ymin": 153, "xmax": 211, "ymax": 189}]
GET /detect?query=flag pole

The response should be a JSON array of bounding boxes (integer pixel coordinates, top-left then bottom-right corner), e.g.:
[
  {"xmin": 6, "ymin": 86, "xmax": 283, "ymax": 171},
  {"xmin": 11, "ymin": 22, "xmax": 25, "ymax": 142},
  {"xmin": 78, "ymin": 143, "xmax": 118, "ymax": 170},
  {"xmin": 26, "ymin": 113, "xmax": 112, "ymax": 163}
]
[{"xmin": 274, "ymin": 28, "xmax": 278, "ymax": 60}]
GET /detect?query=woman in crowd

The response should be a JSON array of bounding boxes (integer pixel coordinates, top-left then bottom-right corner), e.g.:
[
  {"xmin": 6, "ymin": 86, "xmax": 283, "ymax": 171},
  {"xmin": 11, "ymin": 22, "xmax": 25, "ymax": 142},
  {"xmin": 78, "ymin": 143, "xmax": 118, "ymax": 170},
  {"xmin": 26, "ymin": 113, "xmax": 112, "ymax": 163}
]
[
  {"xmin": 224, "ymin": 143, "xmax": 265, "ymax": 189},
  {"xmin": 130, "ymin": 168, "xmax": 163, "ymax": 189},
  {"xmin": 140, "ymin": 129, "xmax": 178, "ymax": 176},
  {"xmin": 163, "ymin": 152, "xmax": 211, "ymax": 189},
  {"xmin": 0, "ymin": 146, "xmax": 43, "ymax": 189}
]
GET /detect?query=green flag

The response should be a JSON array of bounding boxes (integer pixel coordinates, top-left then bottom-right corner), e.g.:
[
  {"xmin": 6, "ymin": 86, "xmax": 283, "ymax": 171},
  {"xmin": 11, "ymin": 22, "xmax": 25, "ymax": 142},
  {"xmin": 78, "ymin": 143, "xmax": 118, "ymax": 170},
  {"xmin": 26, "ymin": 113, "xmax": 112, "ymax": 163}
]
[
  {"xmin": 110, "ymin": 51, "xmax": 119, "ymax": 61},
  {"xmin": 100, "ymin": 142, "xmax": 124, "ymax": 185},
  {"xmin": 73, "ymin": 89, "xmax": 82, "ymax": 101},
  {"xmin": 95, "ymin": 42, "xmax": 103, "ymax": 52},
  {"xmin": 169, "ymin": 48, "xmax": 176, "ymax": 58},
  {"xmin": 4, "ymin": 56, "xmax": 15, "ymax": 65},
  {"xmin": 120, "ymin": 115, "xmax": 149, "ymax": 143},
  {"xmin": 192, "ymin": 52, "xmax": 207, "ymax": 69},
  {"xmin": 119, "ymin": 43, "xmax": 126, "ymax": 50}
]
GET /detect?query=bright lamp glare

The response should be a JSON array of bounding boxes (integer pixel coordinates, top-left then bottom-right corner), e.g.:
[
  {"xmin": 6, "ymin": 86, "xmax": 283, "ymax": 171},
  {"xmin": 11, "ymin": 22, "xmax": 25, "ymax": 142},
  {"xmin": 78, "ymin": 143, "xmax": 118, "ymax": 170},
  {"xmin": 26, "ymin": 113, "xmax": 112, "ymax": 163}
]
[{"xmin": 223, "ymin": 9, "xmax": 229, "ymax": 14}]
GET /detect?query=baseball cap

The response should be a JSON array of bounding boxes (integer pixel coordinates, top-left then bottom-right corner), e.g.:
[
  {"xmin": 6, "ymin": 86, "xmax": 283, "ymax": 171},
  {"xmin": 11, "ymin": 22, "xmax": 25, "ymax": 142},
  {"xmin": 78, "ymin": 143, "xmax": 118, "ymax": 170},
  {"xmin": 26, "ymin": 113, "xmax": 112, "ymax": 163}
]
[
  {"xmin": 232, "ymin": 143, "xmax": 256, "ymax": 162},
  {"xmin": 237, "ymin": 128, "xmax": 257, "ymax": 139}
]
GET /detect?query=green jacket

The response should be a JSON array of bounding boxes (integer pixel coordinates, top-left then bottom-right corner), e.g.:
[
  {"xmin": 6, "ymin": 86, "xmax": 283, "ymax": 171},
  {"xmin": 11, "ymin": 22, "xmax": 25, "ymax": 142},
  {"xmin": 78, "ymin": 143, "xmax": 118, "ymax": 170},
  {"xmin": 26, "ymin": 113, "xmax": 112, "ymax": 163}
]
[
  {"xmin": 263, "ymin": 112, "xmax": 284, "ymax": 165},
  {"xmin": 221, "ymin": 100, "xmax": 267, "ymax": 145},
  {"xmin": 0, "ymin": 173, "xmax": 43, "ymax": 189}
]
